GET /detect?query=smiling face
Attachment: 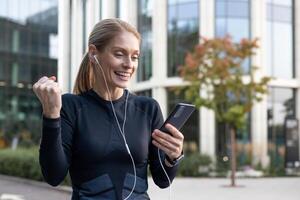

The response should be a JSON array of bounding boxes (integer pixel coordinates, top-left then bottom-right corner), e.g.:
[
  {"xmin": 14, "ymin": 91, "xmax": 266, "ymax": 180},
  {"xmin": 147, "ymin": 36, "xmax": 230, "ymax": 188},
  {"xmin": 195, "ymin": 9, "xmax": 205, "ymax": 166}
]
[{"xmin": 96, "ymin": 31, "xmax": 140, "ymax": 90}]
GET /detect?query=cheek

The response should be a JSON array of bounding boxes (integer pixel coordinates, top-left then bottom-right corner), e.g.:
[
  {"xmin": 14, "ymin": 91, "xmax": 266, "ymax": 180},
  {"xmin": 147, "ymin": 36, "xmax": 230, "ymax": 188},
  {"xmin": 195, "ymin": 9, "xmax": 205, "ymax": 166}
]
[{"xmin": 133, "ymin": 63, "xmax": 138, "ymax": 72}]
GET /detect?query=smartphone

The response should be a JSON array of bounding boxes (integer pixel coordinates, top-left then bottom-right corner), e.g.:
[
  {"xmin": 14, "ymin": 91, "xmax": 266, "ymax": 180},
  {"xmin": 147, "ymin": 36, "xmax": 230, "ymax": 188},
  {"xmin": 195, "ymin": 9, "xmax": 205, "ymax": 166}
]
[{"xmin": 159, "ymin": 103, "xmax": 195, "ymax": 135}]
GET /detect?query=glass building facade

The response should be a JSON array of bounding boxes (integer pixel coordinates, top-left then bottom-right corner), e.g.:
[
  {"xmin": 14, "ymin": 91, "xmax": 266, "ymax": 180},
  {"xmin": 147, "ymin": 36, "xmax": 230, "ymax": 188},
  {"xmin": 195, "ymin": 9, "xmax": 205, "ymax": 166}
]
[
  {"xmin": 166, "ymin": 0, "xmax": 200, "ymax": 151},
  {"xmin": 137, "ymin": 0, "xmax": 153, "ymax": 82},
  {"xmin": 1, "ymin": 0, "xmax": 297, "ymax": 167},
  {"xmin": 266, "ymin": 0, "xmax": 296, "ymax": 170},
  {"xmin": 267, "ymin": 87, "xmax": 295, "ymax": 170},
  {"xmin": 215, "ymin": 0, "xmax": 250, "ymax": 73},
  {"xmin": 0, "ymin": 0, "xmax": 58, "ymax": 146},
  {"xmin": 267, "ymin": 0, "xmax": 294, "ymax": 79},
  {"xmin": 167, "ymin": 0, "xmax": 199, "ymax": 77}
]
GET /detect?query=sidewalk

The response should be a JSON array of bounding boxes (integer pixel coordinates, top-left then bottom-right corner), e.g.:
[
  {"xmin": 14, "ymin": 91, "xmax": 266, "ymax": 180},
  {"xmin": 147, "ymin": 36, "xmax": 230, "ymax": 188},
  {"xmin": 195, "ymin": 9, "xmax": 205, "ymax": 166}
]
[
  {"xmin": 1, "ymin": 174, "xmax": 299, "ymax": 200},
  {"xmin": 148, "ymin": 177, "xmax": 300, "ymax": 200}
]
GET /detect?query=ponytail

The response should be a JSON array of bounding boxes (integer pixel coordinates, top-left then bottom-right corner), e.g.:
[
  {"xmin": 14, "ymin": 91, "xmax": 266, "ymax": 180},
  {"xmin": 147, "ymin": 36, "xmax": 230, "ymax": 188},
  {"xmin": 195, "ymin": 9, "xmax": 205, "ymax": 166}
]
[{"xmin": 73, "ymin": 53, "xmax": 94, "ymax": 94}]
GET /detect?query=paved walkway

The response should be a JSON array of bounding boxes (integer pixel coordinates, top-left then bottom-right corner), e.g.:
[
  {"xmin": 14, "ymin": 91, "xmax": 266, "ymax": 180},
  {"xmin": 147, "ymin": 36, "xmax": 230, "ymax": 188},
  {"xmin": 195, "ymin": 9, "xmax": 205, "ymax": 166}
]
[
  {"xmin": 148, "ymin": 177, "xmax": 300, "ymax": 200},
  {"xmin": 0, "ymin": 175, "xmax": 70, "ymax": 200},
  {"xmin": 0, "ymin": 174, "xmax": 299, "ymax": 200}
]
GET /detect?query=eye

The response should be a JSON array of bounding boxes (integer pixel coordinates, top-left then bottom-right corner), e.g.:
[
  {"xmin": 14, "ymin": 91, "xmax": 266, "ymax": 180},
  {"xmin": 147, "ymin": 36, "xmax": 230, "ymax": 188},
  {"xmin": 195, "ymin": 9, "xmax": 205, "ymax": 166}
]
[
  {"xmin": 114, "ymin": 51, "xmax": 123, "ymax": 57},
  {"xmin": 132, "ymin": 55, "xmax": 139, "ymax": 61}
]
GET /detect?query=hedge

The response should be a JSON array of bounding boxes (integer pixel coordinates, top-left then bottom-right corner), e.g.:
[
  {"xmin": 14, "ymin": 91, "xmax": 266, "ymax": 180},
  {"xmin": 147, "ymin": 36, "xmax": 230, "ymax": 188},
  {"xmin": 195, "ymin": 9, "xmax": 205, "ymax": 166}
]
[{"xmin": 0, "ymin": 148, "xmax": 71, "ymax": 185}]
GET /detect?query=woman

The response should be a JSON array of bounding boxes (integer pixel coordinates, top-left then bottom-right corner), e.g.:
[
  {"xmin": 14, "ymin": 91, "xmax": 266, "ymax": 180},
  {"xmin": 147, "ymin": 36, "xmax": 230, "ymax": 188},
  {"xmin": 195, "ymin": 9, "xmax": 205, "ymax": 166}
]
[{"xmin": 33, "ymin": 18, "xmax": 184, "ymax": 200}]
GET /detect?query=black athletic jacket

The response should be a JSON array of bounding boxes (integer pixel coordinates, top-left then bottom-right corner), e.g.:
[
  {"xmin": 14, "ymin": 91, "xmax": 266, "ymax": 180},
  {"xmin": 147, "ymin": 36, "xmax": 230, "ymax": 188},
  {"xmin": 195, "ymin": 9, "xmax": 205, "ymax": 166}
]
[{"xmin": 40, "ymin": 89, "xmax": 178, "ymax": 199}]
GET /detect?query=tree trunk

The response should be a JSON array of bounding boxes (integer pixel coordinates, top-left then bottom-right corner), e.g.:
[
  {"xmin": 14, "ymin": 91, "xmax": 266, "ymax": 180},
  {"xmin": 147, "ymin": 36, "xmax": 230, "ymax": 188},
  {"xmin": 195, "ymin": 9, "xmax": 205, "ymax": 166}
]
[{"xmin": 230, "ymin": 125, "xmax": 237, "ymax": 187}]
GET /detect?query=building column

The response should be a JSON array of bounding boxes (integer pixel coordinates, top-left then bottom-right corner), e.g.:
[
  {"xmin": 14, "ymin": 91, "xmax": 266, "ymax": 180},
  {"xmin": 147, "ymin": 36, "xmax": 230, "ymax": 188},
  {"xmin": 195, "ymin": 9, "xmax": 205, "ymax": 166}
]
[
  {"xmin": 152, "ymin": 0, "xmax": 168, "ymax": 118},
  {"xmin": 251, "ymin": 0, "xmax": 269, "ymax": 167},
  {"xmin": 199, "ymin": 0, "xmax": 216, "ymax": 157},
  {"xmin": 69, "ymin": 0, "xmax": 84, "ymax": 92},
  {"xmin": 86, "ymin": 0, "xmax": 101, "ymax": 39},
  {"xmin": 294, "ymin": 0, "xmax": 300, "ymax": 162},
  {"xmin": 101, "ymin": 0, "xmax": 117, "ymax": 19},
  {"xmin": 58, "ymin": 0, "xmax": 71, "ymax": 93}
]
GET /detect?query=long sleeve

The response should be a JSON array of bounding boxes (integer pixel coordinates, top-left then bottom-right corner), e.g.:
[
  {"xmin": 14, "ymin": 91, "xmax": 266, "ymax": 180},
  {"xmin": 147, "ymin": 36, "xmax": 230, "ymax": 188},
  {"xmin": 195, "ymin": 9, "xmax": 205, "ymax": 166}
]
[
  {"xmin": 148, "ymin": 100, "xmax": 179, "ymax": 188},
  {"xmin": 39, "ymin": 94, "xmax": 76, "ymax": 186}
]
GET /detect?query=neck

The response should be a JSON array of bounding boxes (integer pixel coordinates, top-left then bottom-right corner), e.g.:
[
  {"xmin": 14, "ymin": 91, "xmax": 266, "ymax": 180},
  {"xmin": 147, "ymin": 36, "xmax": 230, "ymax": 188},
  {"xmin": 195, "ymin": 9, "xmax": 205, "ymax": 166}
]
[{"xmin": 93, "ymin": 84, "xmax": 124, "ymax": 101}]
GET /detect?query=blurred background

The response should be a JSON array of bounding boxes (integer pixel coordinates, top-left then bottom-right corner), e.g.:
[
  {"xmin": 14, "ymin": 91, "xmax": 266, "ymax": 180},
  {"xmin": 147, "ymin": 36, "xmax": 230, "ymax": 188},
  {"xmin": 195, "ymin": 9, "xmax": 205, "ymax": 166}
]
[{"xmin": 0, "ymin": 0, "xmax": 299, "ymax": 185}]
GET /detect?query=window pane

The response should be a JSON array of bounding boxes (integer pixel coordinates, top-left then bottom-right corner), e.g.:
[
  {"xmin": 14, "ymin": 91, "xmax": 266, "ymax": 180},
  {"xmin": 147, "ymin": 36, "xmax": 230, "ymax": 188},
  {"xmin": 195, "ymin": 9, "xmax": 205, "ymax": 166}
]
[
  {"xmin": 177, "ymin": 2, "xmax": 198, "ymax": 19},
  {"xmin": 215, "ymin": 0, "xmax": 250, "ymax": 72},
  {"xmin": 267, "ymin": 87, "xmax": 295, "ymax": 169},
  {"xmin": 227, "ymin": 1, "xmax": 249, "ymax": 18},
  {"xmin": 273, "ymin": 23, "xmax": 293, "ymax": 79},
  {"xmin": 167, "ymin": 0, "xmax": 199, "ymax": 77},
  {"xmin": 227, "ymin": 18, "xmax": 249, "ymax": 42},
  {"xmin": 266, "ymin": 0, "xmax": 294, "ymax": 79},
  {"xmin": 137, "ymin": 0, "xmax": 153, "ymax": 82},
  {"xmin": 272, "ymin": 0, "xmax": 292, "ymax": 6},
  {"xmin": 215, "ymin": 18, "xmax": 226, "ymax": 37}
]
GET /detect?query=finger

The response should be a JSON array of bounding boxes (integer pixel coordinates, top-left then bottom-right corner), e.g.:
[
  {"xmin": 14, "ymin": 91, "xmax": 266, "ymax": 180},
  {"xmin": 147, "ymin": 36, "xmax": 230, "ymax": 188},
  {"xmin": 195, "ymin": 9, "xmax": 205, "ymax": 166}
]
[
  {"xmin": 152, "ymin": 140, "xmax": 173, "ymax": 156},
  {"xmin": 165, "ymin": 123, "xmax": 184, "ymax": 140},
  {"xmin": 152, "ymin": 130, "xmax": 181, "ymax": 148},
  {"xmin": 38, "ymin": 76, "xmax": 49, "ymax": 84},
  {"xmin": 45, "ymin": 82, "xmax": 59, "ymax": 93},
  {"xmin": 152, "ymin": 136, "xmax": 178, "ymax": 153},
  {"xmin": 33, "ymin": 76, "xmax": 48, "ymax": 91},
  {"xmin": 38, "ymin": 79, "xmax": 55, "ymax": 99}
]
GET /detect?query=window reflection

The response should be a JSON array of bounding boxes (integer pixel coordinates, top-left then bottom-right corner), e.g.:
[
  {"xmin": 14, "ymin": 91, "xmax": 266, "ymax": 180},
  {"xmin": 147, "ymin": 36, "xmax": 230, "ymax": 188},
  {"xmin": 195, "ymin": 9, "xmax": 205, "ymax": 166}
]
[
  {"xmin": 0, "ymin": 0, "xmax": 58, "ymax": 148},
  {"xmin": 267, "ymin": 0, "xmax": 294, "ymax": 79},
  {"xmin": 215, "ymin": 0, "xmax": 250, "ymax": 73},
  {"xmin": 137, "ymin": 0, "xmax": 153, "ymax": 82},
  {"xmin": 167, "ymin": 0, "xmax": 199, "ymax": 77},
  {"xmin": 267, "ymin": 87, "xmax": 295, "ymax": 171}
]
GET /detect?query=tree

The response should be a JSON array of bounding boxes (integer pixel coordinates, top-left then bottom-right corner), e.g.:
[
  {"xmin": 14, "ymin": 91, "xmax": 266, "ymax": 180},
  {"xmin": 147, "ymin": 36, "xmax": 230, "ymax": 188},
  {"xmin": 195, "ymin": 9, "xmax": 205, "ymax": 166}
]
[{"xmin": 178, "ymin": 36, "xmax": 271, "ymax": 186}]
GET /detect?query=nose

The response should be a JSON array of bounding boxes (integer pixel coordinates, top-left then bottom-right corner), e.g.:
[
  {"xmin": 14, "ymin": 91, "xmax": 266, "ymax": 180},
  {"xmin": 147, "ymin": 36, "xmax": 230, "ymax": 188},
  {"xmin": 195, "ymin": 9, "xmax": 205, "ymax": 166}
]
[{"xmin": 123, "ymin": 57, "xmax": 134, "ymax": 69}]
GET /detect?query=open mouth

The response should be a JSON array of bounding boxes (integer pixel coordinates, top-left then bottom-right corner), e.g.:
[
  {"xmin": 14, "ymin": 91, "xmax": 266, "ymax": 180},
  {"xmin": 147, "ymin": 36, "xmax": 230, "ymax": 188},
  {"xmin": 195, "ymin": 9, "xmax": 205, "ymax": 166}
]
[{"xmin": 114, "ymin": 71, "xmax": 131, "ymax": 80}]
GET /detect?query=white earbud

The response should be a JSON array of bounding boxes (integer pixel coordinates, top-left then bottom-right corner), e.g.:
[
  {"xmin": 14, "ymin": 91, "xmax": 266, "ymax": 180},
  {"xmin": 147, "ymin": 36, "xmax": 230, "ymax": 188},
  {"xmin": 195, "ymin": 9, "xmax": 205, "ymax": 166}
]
[
  {"xmin": 93, "ymin": 55, "xmax": 104, "ymax": 71},
  {"xmin": 93, "ymin": 55, "xmax": 99, "ymax": 63}
]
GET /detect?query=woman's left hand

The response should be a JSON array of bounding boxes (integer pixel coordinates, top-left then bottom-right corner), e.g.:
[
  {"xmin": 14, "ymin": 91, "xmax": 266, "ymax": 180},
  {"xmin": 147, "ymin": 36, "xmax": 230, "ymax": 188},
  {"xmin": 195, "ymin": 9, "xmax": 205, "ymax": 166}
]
[{"xmin": 152, "ymin": 123, "xmax": 184, "ymax": 160}]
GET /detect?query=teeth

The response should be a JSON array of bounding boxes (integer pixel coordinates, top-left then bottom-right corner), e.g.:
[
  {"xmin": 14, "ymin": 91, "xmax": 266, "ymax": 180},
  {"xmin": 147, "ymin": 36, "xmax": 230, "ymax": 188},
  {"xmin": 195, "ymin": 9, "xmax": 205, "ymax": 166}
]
[{"xmin": 115, "ymin": 71, "xmax": 130, "ymax": 77}]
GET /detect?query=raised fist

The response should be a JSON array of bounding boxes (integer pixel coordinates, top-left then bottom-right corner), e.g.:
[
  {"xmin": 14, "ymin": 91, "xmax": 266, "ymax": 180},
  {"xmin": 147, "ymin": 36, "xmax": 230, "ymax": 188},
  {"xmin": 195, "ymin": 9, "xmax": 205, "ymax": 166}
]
[{"xmin": 33, "ymin": 76, "xmax": 62, "ymax": 118}]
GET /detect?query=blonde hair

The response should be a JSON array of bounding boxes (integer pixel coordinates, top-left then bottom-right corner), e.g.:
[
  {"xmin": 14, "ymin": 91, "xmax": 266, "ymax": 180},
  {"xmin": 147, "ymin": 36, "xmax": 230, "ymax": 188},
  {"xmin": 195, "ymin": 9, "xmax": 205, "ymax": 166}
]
[{"xmin": 73, "ymin": 18, "xmax": 141, "ymax": 94}]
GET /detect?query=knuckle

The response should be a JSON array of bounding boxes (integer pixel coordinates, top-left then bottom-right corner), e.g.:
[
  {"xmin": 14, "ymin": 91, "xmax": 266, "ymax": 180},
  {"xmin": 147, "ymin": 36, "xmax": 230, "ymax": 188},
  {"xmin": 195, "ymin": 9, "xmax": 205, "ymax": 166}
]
[
  {"xmin": 38, "ymin": 76, "xmax": 47, "ymax": 82},
  {"xmin": 47, "ymin": 85, "xmax": 54, "ymax": 92},
  {"xmin": 39, "ymin": 85, "xmax": 45, "ymax": 91},
  {"xmin": 178, "ymin": 133, "xmax": 184, "ymax": 140},
  {"xmin": 49, "ymin": 87, "xmax": 56, "ymax": 93}
]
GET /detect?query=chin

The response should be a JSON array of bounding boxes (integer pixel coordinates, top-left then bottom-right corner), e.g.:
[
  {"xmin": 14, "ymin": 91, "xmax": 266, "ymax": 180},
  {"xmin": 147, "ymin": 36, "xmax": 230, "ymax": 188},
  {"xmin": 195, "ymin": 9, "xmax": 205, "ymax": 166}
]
[{"xmin": 114, "ymin": 82, "xmax": 129, "ymax": 89}]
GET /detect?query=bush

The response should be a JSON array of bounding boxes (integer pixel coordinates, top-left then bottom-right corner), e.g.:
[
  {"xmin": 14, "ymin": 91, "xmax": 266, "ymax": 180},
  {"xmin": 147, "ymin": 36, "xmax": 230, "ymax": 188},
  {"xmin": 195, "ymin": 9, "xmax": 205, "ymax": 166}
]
[
  {"xmin": 0, "ymin": 147, "xmax": 71, "ymax": 185},
  {"xmin": 0, "ymin": 147, "xmax": 42, "ymax": 181},
  {"xmin": 177, "ymin": 153, "xmax": 212, "ymax": 177}
]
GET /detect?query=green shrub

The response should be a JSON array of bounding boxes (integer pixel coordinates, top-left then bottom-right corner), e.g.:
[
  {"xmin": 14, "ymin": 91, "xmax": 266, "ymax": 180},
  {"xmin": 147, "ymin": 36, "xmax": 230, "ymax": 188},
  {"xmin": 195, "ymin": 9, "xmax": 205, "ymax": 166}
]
[
  {"xmin": 178, "ymin": 153, "xmax": 212, "ymax": 177},
  {"xmin": 0, "ymin": 147, "xmax": 42, "ymax": 180},
  {"xmin": 0, "ymin": 147, "xmax": 71, "ymax": 185}
]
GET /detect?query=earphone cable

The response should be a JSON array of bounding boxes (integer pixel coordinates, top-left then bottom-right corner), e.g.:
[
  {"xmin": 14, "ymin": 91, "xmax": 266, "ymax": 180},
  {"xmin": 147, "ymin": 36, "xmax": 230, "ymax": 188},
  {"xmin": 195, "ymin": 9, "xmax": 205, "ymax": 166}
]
[
  {"xmin": 158, "ymin": 149, "xmax": 172, "ymax": 200},
  {"xmin": 94, "ymin": 56, "xmax": 136, "ymax": 200}
]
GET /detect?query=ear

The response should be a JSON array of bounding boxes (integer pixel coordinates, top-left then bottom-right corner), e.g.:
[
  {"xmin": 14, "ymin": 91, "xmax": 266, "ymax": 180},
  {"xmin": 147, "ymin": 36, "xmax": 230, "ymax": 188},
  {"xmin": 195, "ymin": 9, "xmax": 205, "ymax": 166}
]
[{"xmin": 88, "ymin": 44, "xmax": 98, "ymax": 64}]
